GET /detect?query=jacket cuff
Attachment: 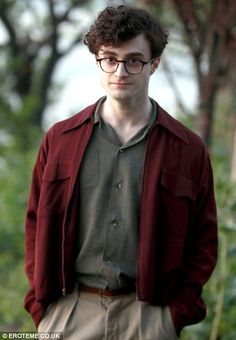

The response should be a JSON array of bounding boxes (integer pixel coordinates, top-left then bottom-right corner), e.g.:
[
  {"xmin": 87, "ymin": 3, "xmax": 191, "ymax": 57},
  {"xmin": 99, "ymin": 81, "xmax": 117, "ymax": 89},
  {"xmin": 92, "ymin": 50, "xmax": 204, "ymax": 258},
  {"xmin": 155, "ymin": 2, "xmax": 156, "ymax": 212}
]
[
  {"xmin": 32, "ymin": 307, "xmax": 45, "ymax": 328},
  {"xmin": 24, "ymin": 290, "xmax": 46, "ymax": 328},
  {"xmin": 169, "ymin": 305, "xmax": 184, "ymax": 336}
]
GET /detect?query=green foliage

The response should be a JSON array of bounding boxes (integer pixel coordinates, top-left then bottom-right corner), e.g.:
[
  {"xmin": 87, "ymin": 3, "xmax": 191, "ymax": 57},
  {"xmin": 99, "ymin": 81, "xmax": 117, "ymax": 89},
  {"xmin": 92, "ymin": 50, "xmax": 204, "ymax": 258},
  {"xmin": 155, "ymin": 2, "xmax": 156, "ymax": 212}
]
[
  {"xmin": 179, "ymin": 91, "xmax": 236, "ymax": 339},
  {"xmin": 180, "ymin": 151, "xmax": 236, "ymax": 339},
  {"xmin": 0, "ymin": 139, "xmax": 40, "ymax": 332}
]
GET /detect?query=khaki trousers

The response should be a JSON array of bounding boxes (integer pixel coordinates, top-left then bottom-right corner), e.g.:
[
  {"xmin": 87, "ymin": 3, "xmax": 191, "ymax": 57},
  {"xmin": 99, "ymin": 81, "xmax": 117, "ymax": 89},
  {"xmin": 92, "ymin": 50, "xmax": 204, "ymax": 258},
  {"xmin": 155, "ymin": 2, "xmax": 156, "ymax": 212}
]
[{"xmin": 38, "ymin": 286, "xmax": 178, "ymax": 340}]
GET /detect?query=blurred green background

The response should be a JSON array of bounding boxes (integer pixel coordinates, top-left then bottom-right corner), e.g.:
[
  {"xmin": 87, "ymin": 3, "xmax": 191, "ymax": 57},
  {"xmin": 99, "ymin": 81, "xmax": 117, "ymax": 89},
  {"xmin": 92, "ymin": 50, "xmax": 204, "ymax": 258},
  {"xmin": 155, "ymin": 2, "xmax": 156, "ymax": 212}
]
[{"xmin": 0, "ymin": 0, "xmax": 235, "ymax": 339}]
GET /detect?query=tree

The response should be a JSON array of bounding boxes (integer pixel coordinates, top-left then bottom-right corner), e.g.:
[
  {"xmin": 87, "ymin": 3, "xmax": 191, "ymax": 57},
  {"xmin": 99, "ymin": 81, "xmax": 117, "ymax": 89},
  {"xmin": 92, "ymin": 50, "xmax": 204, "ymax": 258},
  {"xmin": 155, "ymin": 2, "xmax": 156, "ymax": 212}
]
[
  {"xmin": 172, "ymin": 0, "xmax": 236, "ymax": 146},
  {"xmin": 0, "ymin": 0, "xmax": 94, "ymax": 142},
  {"xmin": 140, "ymin": 0, "xmax": 236, "ymax": 148}
]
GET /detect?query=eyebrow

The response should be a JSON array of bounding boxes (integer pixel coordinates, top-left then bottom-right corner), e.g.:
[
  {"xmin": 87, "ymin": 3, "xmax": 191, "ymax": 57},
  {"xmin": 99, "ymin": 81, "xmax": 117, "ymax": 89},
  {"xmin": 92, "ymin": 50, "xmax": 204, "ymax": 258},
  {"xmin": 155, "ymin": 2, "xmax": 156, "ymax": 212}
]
[{"xmin": 99, "ymin": 50, "xmax": 145, "ymax": 58}]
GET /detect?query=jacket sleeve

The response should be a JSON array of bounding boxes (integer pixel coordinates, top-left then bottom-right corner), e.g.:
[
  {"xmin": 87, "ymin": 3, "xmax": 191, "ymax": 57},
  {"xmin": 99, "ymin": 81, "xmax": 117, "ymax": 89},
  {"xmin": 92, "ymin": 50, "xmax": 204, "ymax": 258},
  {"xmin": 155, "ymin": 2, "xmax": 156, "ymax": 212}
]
[
  {"xmin": 169, "ymin": 147, "xmax": 218, "ymax": 335},
  {"xmin": 24, "ymin": 134, "xmax": 49, "ymax": 326}
]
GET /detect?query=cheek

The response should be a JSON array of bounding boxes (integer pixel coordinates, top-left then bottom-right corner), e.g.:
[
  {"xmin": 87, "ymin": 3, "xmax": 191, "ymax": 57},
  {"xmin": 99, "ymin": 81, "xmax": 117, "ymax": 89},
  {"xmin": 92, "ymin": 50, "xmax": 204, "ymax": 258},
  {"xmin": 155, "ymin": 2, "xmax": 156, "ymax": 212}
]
[
  {"xmin": 99, "ymin": 73, "xmax": 109, "ymax": 89},
  {"xmin": 139, "ymin": 73, "xmax": 151, "ymax": 88}
]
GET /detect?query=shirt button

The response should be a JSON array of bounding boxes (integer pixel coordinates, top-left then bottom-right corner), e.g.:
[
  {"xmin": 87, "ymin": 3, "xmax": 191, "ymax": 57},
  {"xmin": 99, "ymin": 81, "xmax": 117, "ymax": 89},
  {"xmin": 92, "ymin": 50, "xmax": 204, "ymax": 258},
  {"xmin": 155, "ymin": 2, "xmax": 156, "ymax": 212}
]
[
  {"xmin": 111, "ymin": 219, "xmax": 118, "ymax": 226},
  {"xmin": 119, "ymin": 148, "xmax": 124, "ymax": 153},
  {"xmin": 116, "ymin": 183, "xmax": 123, "ymax": 189}
]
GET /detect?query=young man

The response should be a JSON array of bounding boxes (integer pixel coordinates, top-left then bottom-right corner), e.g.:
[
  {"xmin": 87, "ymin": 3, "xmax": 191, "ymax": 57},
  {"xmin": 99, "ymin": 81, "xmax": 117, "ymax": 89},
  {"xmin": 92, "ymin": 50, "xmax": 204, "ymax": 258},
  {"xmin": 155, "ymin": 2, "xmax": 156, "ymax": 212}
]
[{"xmin": 24, "ymin": 5, "xmax": 218, "ymax": 339}]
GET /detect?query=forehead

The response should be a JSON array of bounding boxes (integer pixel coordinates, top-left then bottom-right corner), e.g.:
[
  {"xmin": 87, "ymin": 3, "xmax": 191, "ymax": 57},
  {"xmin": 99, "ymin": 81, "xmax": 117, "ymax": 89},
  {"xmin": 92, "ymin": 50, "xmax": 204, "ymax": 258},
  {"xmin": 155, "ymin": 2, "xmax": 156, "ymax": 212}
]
[{"xmin": 98, "ymin": 34, "xmax": 151, "ymax": 58}]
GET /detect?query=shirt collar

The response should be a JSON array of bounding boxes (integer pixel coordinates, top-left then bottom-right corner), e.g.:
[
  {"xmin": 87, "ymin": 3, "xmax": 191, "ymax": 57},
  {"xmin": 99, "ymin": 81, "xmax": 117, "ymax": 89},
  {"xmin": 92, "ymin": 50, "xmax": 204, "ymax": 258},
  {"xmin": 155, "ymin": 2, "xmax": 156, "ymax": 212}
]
[
  {"xmin": 94, "ymin": 97, "xmax": 157, "ymax": 127},
  {"xmin": 93, "ymin": 97, "xmax": 106, "ymax": 124}
]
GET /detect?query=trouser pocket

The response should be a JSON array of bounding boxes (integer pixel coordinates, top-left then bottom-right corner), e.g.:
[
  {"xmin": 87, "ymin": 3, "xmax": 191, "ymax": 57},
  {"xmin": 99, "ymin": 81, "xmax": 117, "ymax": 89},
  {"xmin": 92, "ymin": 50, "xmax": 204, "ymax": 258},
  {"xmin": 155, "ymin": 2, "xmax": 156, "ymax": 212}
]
[
  {"xmin": 139, "ymin": 303, "xmax": 178, "ymax": 339},
  {"xmin": 37, "ymin": 287, "xmax": 78, "ymax": 334}
]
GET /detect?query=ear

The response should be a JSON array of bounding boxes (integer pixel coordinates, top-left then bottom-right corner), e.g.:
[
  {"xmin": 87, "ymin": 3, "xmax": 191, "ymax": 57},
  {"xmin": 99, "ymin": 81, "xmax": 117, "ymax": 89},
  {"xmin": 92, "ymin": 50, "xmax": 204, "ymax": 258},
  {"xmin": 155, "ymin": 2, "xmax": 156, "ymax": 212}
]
[{"xmin": 150, "ymin": 58, "xmax": 160, "ymax": 75}]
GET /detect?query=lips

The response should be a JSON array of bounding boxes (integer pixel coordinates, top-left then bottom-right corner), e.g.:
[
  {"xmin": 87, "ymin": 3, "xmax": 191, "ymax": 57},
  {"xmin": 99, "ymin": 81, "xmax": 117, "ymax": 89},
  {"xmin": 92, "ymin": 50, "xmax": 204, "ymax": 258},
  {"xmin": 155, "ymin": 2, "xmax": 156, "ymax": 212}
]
[{"xmin": 111, "ymin": 82, "xmax": 131, "ymax": 86}]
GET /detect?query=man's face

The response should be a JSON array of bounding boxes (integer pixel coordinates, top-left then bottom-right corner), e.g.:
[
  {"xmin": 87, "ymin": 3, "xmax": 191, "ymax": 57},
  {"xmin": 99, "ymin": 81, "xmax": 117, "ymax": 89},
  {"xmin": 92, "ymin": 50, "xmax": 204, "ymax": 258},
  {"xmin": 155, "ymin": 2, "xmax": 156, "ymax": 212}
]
[{"xmin": 96, "ymin": 34, "xmax": 159, "ymax": 102}]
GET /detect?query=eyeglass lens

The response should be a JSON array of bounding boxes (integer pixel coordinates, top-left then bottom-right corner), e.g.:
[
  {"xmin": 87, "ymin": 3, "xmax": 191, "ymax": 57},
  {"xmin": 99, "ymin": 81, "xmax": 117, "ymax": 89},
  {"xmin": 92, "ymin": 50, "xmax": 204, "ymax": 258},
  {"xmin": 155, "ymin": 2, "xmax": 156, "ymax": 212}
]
[{"xmin": 100, "ymin": 59, "xmax": 145, "ymax": 75}]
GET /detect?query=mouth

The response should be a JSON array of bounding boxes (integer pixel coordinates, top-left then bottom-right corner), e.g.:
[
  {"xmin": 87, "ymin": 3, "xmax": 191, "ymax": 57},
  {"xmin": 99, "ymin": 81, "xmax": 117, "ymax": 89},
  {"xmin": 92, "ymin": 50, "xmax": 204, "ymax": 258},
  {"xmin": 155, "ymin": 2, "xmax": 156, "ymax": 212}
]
[{"xmin": 111, "ymin": 82, "xmax": 132, "ymax": 86}]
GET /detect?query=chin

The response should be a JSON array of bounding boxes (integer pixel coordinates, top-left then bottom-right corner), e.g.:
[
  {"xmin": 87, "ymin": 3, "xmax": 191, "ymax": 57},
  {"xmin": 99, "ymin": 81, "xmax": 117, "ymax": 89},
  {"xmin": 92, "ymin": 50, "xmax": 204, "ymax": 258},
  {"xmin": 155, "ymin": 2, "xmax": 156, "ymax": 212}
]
[{"xmin": 109, "ymin": 90, "xmax": 135, "ymax": 101}]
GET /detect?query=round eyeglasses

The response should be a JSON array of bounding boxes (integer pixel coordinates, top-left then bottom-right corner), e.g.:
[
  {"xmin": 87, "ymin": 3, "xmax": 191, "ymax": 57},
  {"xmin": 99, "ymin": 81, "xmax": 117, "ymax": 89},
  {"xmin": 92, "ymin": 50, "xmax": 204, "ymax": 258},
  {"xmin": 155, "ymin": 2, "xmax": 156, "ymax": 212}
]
[{"xmin": 96, "ymin": 57, "xmax": 153, "ymax": 75}]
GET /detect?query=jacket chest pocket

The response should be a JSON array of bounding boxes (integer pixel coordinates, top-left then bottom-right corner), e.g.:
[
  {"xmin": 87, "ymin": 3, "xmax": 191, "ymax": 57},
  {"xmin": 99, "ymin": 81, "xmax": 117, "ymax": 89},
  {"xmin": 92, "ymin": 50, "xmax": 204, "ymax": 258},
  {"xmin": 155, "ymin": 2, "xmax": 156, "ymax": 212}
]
[
  {"xmin": 160, "ymin": 168, "xmax": 198, "ymax": 237},
  {"xmin": 38, "ymin": 161, "xmax": 72, "ymax": 216}
]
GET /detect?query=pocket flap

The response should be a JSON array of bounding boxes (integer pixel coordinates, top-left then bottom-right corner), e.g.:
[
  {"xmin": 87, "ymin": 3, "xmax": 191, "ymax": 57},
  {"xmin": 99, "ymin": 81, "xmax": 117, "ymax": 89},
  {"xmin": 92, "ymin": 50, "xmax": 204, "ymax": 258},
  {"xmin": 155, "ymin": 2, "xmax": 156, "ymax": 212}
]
[
  {"xmin": 161, "ymin": 169, "xmax": 197, "ymax": 200},
  {"xmin": 42, "ymin": 161, "xmax": 71, "ymax": 181}
]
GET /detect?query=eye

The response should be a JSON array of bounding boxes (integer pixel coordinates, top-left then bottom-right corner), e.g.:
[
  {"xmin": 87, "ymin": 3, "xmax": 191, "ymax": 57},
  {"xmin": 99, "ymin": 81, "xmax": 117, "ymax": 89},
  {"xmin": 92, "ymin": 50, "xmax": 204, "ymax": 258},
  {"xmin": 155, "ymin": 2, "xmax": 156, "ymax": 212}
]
[
  {"xmin": 105, "ymin": 57, "xmax": 117, "ymax": 65},
  {"xmin": 127, "ymin": 59, "xmax": 141, "ymax": 65}
]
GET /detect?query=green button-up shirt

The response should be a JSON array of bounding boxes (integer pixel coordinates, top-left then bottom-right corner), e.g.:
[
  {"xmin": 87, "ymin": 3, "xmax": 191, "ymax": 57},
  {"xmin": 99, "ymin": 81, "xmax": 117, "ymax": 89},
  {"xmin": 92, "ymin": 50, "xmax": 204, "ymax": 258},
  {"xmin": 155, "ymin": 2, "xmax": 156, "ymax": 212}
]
[{"xmin": 75, "ymin": 97, "xmax": 156, "ymax": 290}]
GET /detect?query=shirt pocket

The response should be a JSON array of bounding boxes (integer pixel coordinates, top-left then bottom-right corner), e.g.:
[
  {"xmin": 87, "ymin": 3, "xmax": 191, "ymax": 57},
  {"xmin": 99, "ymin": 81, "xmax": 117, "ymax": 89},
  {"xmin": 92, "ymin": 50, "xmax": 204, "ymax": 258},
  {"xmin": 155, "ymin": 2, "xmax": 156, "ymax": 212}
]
[
  {"xmin": 39, "ymin": 160, "xmax": 72, "ymax": 216},
  {"xmin": 79, "ymin": 150, "xmax": 99, "ymax": 190}
]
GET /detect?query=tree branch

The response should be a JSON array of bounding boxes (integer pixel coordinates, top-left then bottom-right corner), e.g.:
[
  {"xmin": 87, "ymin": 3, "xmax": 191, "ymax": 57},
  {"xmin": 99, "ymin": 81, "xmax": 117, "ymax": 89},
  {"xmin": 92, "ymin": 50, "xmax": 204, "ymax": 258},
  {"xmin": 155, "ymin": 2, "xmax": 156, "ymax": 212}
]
[
  {"xmin": 170, "ymin": 0, "xmax": 205, "ymax": 85},
  {"xmin": 161, "ymin": 57, "xmax": 192, "ymax": 116},
  {"xmin": 0, "ymin": 0, "xmax": 93, "ymax": 127},
  {"xmin": 0, "ymin": 0, "xmax": 19, "ymax": 55}
]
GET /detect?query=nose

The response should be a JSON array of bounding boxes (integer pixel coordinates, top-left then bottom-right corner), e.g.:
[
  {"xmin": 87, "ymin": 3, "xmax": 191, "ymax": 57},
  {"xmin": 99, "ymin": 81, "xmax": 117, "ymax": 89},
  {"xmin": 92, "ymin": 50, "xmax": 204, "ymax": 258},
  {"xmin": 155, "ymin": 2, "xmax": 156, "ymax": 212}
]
[{"xmin": 114, "ymin": 62, "xmax": 128, "ymax": 77}]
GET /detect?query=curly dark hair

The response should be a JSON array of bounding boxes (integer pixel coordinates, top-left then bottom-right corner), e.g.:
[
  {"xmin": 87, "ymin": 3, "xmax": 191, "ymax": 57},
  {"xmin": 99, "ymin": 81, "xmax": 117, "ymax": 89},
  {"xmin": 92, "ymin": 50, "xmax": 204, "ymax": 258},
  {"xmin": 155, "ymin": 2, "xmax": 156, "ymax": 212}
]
[{"xmin": 84, "ymin": 5, "xmax": 169, "ymax": 58}]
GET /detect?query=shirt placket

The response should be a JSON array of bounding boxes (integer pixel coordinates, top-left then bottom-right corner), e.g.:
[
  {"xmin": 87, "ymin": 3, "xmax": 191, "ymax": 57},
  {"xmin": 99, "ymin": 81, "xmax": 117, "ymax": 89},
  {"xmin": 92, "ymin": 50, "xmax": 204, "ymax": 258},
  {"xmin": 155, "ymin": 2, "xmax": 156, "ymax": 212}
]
[{"xmin": 103, "ymin": 147, "xmax": 125, "ymax": 265}]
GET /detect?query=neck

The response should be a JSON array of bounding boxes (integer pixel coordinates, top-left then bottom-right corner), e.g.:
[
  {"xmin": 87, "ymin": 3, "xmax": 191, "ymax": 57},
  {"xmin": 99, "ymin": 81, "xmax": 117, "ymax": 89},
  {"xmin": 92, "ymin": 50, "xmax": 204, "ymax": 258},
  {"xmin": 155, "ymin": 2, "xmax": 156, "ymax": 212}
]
[
  {"xmin": 100, "ymin": 95, "xmax": 153, "ymax": 144},
  {"xmin": 101, "ymin": 96, "xmax": 152, "ymax": 128}
]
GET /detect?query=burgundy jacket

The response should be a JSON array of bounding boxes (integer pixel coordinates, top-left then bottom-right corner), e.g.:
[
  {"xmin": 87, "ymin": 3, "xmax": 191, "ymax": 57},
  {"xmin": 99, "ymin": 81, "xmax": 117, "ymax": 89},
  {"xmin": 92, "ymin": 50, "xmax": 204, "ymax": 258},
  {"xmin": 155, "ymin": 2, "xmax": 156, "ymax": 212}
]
[{"xmin": 24, "ymin": 99, "xmax": 218, "ymax": 335}]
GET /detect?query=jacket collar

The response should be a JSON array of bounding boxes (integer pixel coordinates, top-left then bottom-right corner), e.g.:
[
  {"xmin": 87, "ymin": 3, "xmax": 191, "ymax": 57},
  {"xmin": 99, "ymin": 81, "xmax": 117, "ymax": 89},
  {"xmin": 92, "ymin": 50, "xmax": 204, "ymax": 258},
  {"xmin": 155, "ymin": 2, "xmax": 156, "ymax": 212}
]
[
  {"xmin": 62, "ymin": 97, "xmax": 189, "ymax": 144},
  {"xmin": 61, "ymin": 100, "xmax": 99, "ymax": 133},
  {"xmin": 155, "ymin": 104, "xmax": 189, "ymax": 144}
]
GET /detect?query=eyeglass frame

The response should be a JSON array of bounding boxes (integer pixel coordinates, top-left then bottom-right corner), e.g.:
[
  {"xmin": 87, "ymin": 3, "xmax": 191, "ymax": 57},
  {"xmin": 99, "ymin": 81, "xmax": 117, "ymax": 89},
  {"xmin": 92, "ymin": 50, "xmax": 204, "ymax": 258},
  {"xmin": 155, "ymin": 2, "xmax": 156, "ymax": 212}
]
[{"xmin": 96, "ymin": 57, "xmax": 154, "ymax": 75}]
